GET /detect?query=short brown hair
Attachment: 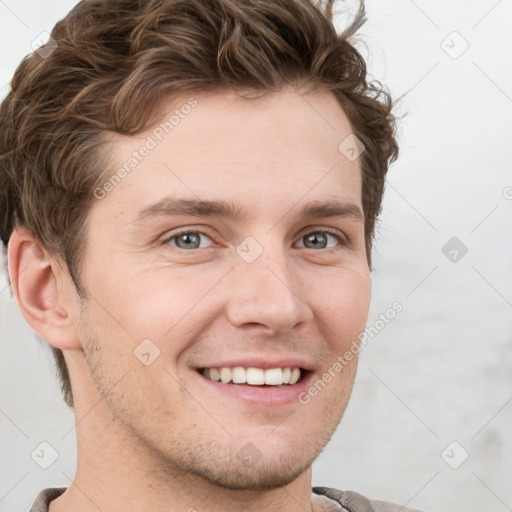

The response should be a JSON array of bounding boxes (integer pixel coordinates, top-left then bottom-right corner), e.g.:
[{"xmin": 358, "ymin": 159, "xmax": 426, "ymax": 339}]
[{"xmin": 0, "ymin": 0, "xmax": 399, "ymax": 409}]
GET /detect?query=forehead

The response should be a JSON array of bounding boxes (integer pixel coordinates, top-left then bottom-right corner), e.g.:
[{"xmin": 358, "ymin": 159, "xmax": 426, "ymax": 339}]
[{"xmin": 97, "ymin": 86, "xmax": 362, "ymax": 220}]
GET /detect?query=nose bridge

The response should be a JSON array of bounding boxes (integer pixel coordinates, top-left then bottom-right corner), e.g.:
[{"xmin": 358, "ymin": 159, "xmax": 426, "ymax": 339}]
[{"xmin": 225, "ymin": 236, "xmax": 312, "ymax": 333}]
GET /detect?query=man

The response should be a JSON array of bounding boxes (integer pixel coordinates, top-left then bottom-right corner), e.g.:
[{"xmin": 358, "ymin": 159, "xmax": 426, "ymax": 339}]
[{"xmin": 0, "ymin": 0, "xmax": 419, "ymax": 510}]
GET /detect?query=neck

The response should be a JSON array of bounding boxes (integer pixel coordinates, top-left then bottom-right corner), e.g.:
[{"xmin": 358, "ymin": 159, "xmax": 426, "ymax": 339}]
[{"xmin": 51, "ymin": 448, "xmax": 316, "ymax": 512}]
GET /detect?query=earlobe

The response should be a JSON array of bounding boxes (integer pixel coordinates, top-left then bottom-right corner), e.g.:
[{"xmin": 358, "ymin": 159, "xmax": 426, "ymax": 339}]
[{"xmin": 7, "ymin": 228, "xmax": 82, "ymax": 350}]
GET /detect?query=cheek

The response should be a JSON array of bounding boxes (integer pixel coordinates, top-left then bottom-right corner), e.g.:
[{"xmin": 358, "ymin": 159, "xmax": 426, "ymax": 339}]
[
  {"xmin": 315, "ymin": 269, "xmax": 371, "ymax": 339},
  {"xmin": 89, "ymin": 264, "xmax": 213, "ymax": 340}
]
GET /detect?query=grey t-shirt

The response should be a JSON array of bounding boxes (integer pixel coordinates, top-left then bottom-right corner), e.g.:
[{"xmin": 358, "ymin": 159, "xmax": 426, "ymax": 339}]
[{"xmin": 29, "ymin": 486, "xmax": 422, "ymax": 512}]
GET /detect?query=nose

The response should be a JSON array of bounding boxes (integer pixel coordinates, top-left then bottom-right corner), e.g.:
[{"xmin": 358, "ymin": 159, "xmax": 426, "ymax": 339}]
[{"xmin": 225, "ymin": 242, "xmax": 313, "ymax": 335}]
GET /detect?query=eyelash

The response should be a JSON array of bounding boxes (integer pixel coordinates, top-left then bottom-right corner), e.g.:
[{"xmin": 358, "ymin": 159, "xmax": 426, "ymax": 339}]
[{"xmin": 161, "ymin": 227, "xmax": 347, "ymax": 251}]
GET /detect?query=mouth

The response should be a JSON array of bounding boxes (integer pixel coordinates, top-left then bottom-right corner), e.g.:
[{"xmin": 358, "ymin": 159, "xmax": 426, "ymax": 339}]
[
  {"xmin": 193, "ymin": 358, "xmax": 315, "ymax": 406},
  {"xmin": 197, "ymin": 366, "xmax": 310, "ymax": 387}
]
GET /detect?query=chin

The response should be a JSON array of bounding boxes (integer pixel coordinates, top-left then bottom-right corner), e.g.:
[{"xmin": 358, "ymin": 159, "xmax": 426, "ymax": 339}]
[
  {"xmin": 172, "ymin": 435, "xmax": 323, "ymax": 491},
  {"xmin": 191, "ymin": 457, "xmax": 312, "ymax": 491}
]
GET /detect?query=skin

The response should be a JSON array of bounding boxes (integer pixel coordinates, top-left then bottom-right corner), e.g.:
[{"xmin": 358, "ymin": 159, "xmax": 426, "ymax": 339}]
[{"xmin": 9, "ymin": 86, "xmax": 372, "ymax": 512}]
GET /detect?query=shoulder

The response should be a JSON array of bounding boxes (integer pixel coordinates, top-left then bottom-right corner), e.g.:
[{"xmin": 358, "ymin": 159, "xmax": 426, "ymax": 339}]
[
  {"xmin": 29, "ymin": 488, "xmax": 67, "ymax": 512},
  {"xmin": 313, "ymin": 486, "xmax": 424, "ymax": 512}
]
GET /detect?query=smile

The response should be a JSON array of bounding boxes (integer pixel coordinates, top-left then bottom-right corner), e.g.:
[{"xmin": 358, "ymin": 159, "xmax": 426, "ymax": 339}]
[{"xmin": 200, "ymin": 367, "xmax": 303, "ymax": 386}]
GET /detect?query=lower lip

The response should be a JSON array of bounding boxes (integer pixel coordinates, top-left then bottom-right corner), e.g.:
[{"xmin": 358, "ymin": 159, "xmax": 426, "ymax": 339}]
[{"xmin": 194, "ymin": 370, "xmax": 314, "ymax": 406}]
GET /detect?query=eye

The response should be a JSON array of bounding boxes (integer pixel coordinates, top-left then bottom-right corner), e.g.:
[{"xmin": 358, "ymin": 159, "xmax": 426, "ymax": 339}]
[
  {"xmin": 163, "ymin": 230, "xmax": 214, "ymax": 250},
  {"xmin": 162, "ymin": 228, "xmax": 345, "ymax": 251},
  {"xmin": 296, "ymin": 230, "xmax": 343, "ymax": 250}
]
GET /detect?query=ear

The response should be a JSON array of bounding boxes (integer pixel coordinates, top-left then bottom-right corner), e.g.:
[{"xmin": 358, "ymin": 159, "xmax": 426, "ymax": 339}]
[{"xmin": 7, "ymin": 228, "xmax": 82, "ymax": 350}]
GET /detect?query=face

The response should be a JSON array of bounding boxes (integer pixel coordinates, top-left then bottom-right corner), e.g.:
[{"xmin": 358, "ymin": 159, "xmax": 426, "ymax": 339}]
[{"xmin": 71, "ymin": 86, "xmax": 371, "ymax": 489}]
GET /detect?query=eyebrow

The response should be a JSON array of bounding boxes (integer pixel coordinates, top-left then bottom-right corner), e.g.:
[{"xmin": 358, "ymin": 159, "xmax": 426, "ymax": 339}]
[{"xmin": 131, "ymin": 197, "xmax": 364, "ymax": 225}]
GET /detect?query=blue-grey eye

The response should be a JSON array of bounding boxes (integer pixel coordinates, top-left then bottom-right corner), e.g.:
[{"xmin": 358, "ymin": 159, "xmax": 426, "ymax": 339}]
[
  {"xmin": 299, "ymin": 232, "xmax": 339, "ymax": 249},
  {"xmin": 167, "ymin": 231, "xmax": 212, "ymax": 250}
]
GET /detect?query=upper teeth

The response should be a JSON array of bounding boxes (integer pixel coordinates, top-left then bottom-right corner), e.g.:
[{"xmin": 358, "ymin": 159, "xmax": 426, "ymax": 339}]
[{"xmin": 202, "ymin": 367, "xmax": 301, "ymax": 386}]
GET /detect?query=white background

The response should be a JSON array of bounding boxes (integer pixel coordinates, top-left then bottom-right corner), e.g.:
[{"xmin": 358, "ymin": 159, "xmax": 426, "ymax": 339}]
[{"xmin": 1, "ymin": 1, "xmax": 511, "ymax": 511}]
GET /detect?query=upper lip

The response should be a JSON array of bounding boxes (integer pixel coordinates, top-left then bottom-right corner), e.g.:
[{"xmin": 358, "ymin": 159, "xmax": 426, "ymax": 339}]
[{"xmin": 194, "ymin": 356, "xmax": 314, "ymax": 372}]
